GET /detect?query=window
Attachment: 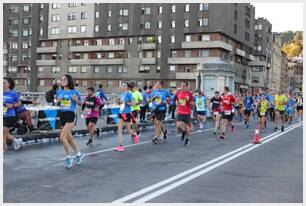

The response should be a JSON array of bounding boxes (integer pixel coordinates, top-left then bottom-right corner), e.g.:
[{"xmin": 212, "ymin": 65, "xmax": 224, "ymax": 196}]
[
  {"xmin": 144, "ymin": 21, "xmax": 151, "ymax": 30},
  {"xmin": 119, "ymin": 9, "xmax": 128, "ymax": 16},
  {"xmin": 10, "ymin": 6, "xmax": 19, "ymax": 13},
  {"xmin": 8, "ymin": 66, "xmax": 17, "ymax": 72},
  {"xmin": 9, "ymin": 54, "xmax": 18, "ymax": 61},
  {"xmin": 80, "ymin": 25, "xmax": 87, "ymax": 33},
  {"xmin": 108, "ymin": 38, "xmax": 115, "ymax": 45},
  {"xmin": 108, "ymin": 10, "xmax": 112, "ymax": 17},
  {"xmin": 119, "ymin": 38, "xmax": 125, "ymax": 45},
  {"xmin": 185, "ymin": 35, "xmax": 191, "ymax": 42},
  {"xmin": 252, "ymin": 77, "xmax": 259, "ymax": 84},
  {"xmin": 169, "ymin": 65, "xmax": 176, "ymax": 72},
  {"xmin": 158, "ymin": 6, "xmax": 162, "ymax": 14},
  {"xmin": 51, "ymin": 14, "xmax": 60, "ymax": 22},
  {"xmin": 52, "ymin": 67, "xmax": 60, "ymax": 73},
  {"xmin": 81, "ymin": 12, "xmax": 87, "ymax": 19},
  {"xmin": 68, "ymin": 3, "xmax": 77, "ymax": 7},
  {"xmin": 156, "ymin": 66, "xmax": 161, "ymax": 73},
  {"xmin": 21, "ymin": 54, "xmax": 28, "ymax": 61},
  {"xmin": 128, "ymin": 38, "xmax": 133, "ymax": 45},
  {"xmin": 171, "ymin": 51, "xmax": 177, "ymax": 58},
  {"xmin": 23, "ymin": 17, "xmax": 30, "ymax": 24},
  {"xmin": 258, "ymin": 24, "xmax": 262, "ymax": 30},
  {"xmin": 96, "ymin": 39, "xmax": 102, "ymax": 45},
  {"xmin": 22, "ymin": 42, "xmax": 29, "ymax": 49},
  {"xmin": 95, "ymin": 11, "xmax": 99, "ymax": 19},
  {"xmin": 199, "ymin": 3, "xmax": 209, "ymax": 11},
  {"xmin": 10, "ymin": 30, "xmax": 18, "ymax": 37},
  {"xmin": 184, "ymin": 50, "xmax": 191, "ymax": 58},
  {"xmin": 39, "ymin": 80, "xmax": 45, "ymax": 86},
  {"xmin": 82, "ymin": 80, "xmax": 87, "ymax": 87},
  {"xmin": 94, "ymin": 66, "xmax": 100, "ymax": 73},
  {"xmin": 157, "ymin": 36, "xmax": 162, "ymax": 44},
  {"xmin": 51, "ymin": 27, "xmax": 60, "ymax": 35},
  {"xmin": 234, "ymin": 24, "xmax": 237, "ymax": 34},
  {"xmin": 201, "ymin": 50, "xmax": 209, "ymax": 57},
  {"xmin": 255, "ymin": 24, "xmax": 258, "ymax": 30},
  {"xmin": 81, "ymin": 3, "xmax": 86, "ymax": 6},
  {"xmin": 234, "ymin": 10, "xmax": 238, "ymax": 20},
  {"xmin": 139, "ymin": 66, "xmax": 150, "ymax": 73},
  {"xmin": 67, "ymin": 26, "xmax": 77, "ymax": 33},
  {"xmin": 245, "ymin": 32, "xmax": 250, "ymax": 41},
  {"xmin": 171, "ymin": 35, "xmax": 175, "ymax": 43},
  {"xmin": 96, "ymin": 53, "xmax": 102, "ymax": 59},
  {"xmin": 107, "ymin": 80, "xmax": 113, "ymax": 88},
  {"xmin": 141, "ymin": 7, "xmax": 151, "ymax": 14},
  {"xmin": 23, "ymin": 5, "xmax": 30, "ymax": 12},
  {"xmin": 198, "ymin": 19, "xmax": 208, "ymax": 27},
  {"xmin": 38, "ymin": 67, "xmax": 44, "ymax": 72},
  {"xmin": 117, "ymin": 67, "xmax": 127, "ymax": 73},
  {"xmin": 84, "ymin": 40, "xmax": 89, "ymax": 46},
  {"xmin": 170, "ymin": 81, "xmax": 177, "ymax": 88},
  {"xmin": 22, "ymin": 29, "xmax": 29, "ymax": 36},
  {"xmin": 94, "ymin": 25, "xmax": 99, "ymax": 32},
  {"xmin": 184, "ymin": 19, "xmax": 189, "ymax": 28},
  {"xmin": 171, "ymin": 20, "xmax": 175, "ymax": 28},
  {"xmin": 158, "ymin": 21, "xmax": 162, "ymax": 29},
  {"xmin": 68, "ymin": 13, "xmax": 77, "ymax": 20},
  {"xmin": 185, "ymin": 4, "xmax": 189, "ymax": 12},
  {"xmin": 10, "ymin": 18, "xmax": 19, "ymax": 25},
  {"xmin": 107, "ymin": 24, "xmax": 111, "ymax": 31},
  {"xmin": 245, "ymin": 19, "xmax": 250, "ymax": 29},
  {"xmin": 52, "ymin": 4, "xmax": 60, "ymax": 9},
  {"xmin": 11, "ymin": 42, "xmax": 18, "ymax": 49},
  {"xmin": 257, "ymin": 46, "xmax": 262, "ymax": 51},
  {"xmin": 68, "ymin": 66, "xmax": 77, "ymax": 73},
  {"xmin": 171, "ymin": 5, "xmax": 176, "ymax": 13},
  {"xmin": 119, "ymin": 23, "xmax": 128, "ymax": 31},
  {"xmin": 108, "ymin": 52, "xmax": 114, "ymax": 59},
  {"xmin": 157, "ymin": 51, "xmax": 161, "ymax": 58}
]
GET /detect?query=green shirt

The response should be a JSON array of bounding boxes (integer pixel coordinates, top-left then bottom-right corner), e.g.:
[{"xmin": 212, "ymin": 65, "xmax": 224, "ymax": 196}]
[
  {"xmin": 260, "ymin": 100, "xmax": 268, "ymax": 113},
  {"xmin": 275, "ymin": 94, "xmax": 287, "ymax": 111},
  {"xmin": 131, "ymin": 90, "xmax": 143, "ymax": 111}
]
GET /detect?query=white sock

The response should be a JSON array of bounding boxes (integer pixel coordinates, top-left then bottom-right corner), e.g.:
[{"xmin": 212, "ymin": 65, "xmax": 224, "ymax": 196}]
[
  {"xmin": 76, "ymin": 152, "xmax": 81, "ymax": 156},
  {"xmin": 66, "ymin": 155, "xmax": 71, "ymax": 158}
]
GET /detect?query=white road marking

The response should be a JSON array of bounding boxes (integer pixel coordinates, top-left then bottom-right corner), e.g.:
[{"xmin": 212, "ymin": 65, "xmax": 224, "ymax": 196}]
[{"xmin": 111, "ymin": 122, "xmax": 302, "ymax": 203}]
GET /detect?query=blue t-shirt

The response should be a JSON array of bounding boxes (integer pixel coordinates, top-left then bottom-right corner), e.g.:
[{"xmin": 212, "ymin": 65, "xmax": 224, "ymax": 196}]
[
  {"xmin": 195, "ymin": 96, "xmax": 207, "ymax": 111},
  {"xmin": 286, "ymin": 98, "xmax": 296, "ymax": 113},
  {"xmin": 3, "ymin": 90, "xmax": 20, "ymax": 117},
  {"xmin": 119, "ymin": 91, "xmax": 133, "ymax": 114},
  {"xmin": 243, "ymin": 96, "xmax": 254, "ymax": 111},
  {"xmin": 56, "ymin": 89, "xmax": 81, "ymax": 112},
  {"xmin": 97, "ymin": 89, "xmax": 108, "ymax": 101},
  {"xmin": 170, "ymin": 94, "xmax": 176, "ymax": 106},
  {"xmin": 147, "ymin": 91, "xmax": 156, "ymax": 111},
  {"xmin": 152, "ymin": 89, "xmax": 170, "ymax": 111}
]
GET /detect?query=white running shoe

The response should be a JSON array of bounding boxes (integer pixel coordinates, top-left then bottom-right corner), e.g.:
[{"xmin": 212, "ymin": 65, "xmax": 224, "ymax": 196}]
[{"xmin": 13, "ymin": 138, "xmax": 22, "ymax": 150}]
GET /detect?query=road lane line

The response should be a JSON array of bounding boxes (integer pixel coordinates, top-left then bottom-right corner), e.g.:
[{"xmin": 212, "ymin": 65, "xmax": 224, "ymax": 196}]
[
  {"xmin": 112, "ymin": 122, "xmax": 302, "ymax": 203},
  {"xmin": 132, "ymin": 122, "xmax": 302, "ymax": 203}
]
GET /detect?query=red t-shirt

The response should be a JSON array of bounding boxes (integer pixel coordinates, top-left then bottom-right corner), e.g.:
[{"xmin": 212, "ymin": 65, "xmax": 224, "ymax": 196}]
[
  {"xmin": 175, "ymin": 90, "xmax": 194, "ymax": 115},
  {"xmin": 221, "ymin": 94, "xmax": 236, "ymax": 112}
]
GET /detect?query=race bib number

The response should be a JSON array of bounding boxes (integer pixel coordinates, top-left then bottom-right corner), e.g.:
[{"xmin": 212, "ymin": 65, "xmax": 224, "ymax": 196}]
[
  {"xmin": 120, "ymin": 103, "xmax": 125, "ymax": 111},
  {"xmin": 260, "ymin": 112, "xmax": 265, "ymax": 116},
  {"xmin": 155, "ymin": 98, "xmax": 161, "ymax": 104},
  {"xmin": 213, "ymin": 111, "xmax": 219, "ymax": 115},
  {"xmin": 149, "ymin": 102, "xmax": 153, "ymax": 108},
  {"xmin": 61, "ymin": 99, "xmax": 71, "ymax": 108},
  {"xmin": 85, "ymin": 108, "xmax": 92, "ymax": 115},
  {"xmin": 179, "ymin": 98, "xmax": 186, "ymax": 105},
  {"xmin": 3, "ymin": 106, "xmax": 8, "ymax": 113},
  {"xmin": 224, "ymin": 110, "xmax": 232, "ymax": 115}
]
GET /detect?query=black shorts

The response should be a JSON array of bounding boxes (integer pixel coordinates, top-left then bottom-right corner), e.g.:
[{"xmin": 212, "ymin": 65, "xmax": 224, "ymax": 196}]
[
  {"xmin": 59, "ymin": 111, "xmax": 76, "ymax": 126},
  {"xmin": 85, "ymin": 117, "xmax": 98, "ymax": 126},
  {"xmin": 258, "ymin": 112, "xmax": 267, "ymax": 117},
  {"xmin": 244, "ymin": 110, "xmax": 252, "ymax": 117},
  {"xmin": 152, "ymin": 109, "xmax": 166, "ymax": 121},
  {"xmin": 176, "ymin": 114, "xmax": 192, "ymax": 124},
  {"xmin": 118, "ymin": 113, "xmax": 132, "ymax": 123},
  {"xmin": 132, "ymin": 110, "xmax": 139, "ymax": 119},
  {"xmin": 275, "ymin": 109, "xmax": 285, "ymax": 116},
  {"xmin": 3, "ymin": 116, "xmax": 18, "ymax": 128},
  {"xmin": 222, "ymin": 112, "xmax": 234, "ymax": 121},
  {"xmin": 196, "ymin": 111, "xmax": 207, "ymax": 116},
  {"xmin": 297, "ymin": 106, "xmax": 303, "ymax": 111}
]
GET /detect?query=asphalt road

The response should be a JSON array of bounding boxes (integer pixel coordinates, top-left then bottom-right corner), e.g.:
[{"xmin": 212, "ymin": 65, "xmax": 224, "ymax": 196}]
[{"xmin": 3, "ymin": 118, "xmax": 303, "ymax": 203}]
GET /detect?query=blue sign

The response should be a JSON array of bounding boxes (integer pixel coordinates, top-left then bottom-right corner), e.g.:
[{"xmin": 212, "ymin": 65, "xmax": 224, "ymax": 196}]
[{"xmin": 43, "ymin": 109, "xmax": 58, "ymax": 129}]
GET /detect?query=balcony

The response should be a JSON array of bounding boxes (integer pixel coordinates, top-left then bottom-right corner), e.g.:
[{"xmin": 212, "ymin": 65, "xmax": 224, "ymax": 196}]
[
  {"xmin": 37, "ymin": 47, "xmax": 57, "ymax": 53},
  {"xmin": 70, "ymin": 59, "xmax": 124, "ymax": 65},
  {"xmin": 141, "ymin": 58, "xmax": 156, "ymax": 65},
  {"xmin": 247, "ymin": 54, "xmax": 255, "ymax": 61},
  {"xmin": 249, "ymin": 60, "xmax": 266, "ymax": 67},
  {"xmin": 235, "ymin": 48, "xmax": 246, "ymax": 57},
  {"xmin": 139, "ymin": 43, "xmax": 156, "ymax": 50},
  {"xmin": 181, "ymin": 41, "xmax": 233, "ymax": 51},
  {"xmin": 70, "ymin": 44, "xmax": 125, "ymax": 52},
  {"xmin": 36, "ymin": 60, "xmax": 56, "ymax": 65},
  {"xmin": 176, "ymin": 72, "xmax": 196, "ymax": 80},
  {"xmin": 168, "ymin": 57, "xmax": 208, "ymax": 64}
]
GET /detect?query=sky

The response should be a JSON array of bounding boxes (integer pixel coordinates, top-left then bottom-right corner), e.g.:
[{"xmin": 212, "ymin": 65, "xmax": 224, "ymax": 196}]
[{"xmin": 252, "ymin": 3, "xmax": 303, "ymax": 32}]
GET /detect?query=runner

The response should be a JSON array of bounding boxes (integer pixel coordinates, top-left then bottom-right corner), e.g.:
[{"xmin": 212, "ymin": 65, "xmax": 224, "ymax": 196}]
[
  {"xmin": 210, "ymin": 91, "xmax": 222, "ymax": 135},
  {"xmin": 296, "ymin": 94, "xmax": 303, "ymax": 122},
  {"xmin": 96, "ymin": 84, "xmax": 108, "ymax": 118},
  {"xmin": 55, "ymin": 74, "xmax": 84, "ymax": 168},
  {"xmin": 194, "ymin": 91, "xmax": 209, "ymax": 129},
  {"xmin": 175, "ymin": 82, "xmax": 194, "ymax": 146},
  {"xmin": 130, "ymin": 82, "xmax": 143, "ymax": 136},
  {"xmin": 274, "ymin": 90, "xmax": 287, "ymax": 132},
  {"xmin": 82, "ymin": 87, "xmax": 102, "ymax": 146},
  {"xmin": 236, "ymin": 93, "xmax": 244, "ymax": 122},
  {"xmin": 3, "ymin": 77, "xmax": 22, "ymax": 151},
  {"xmin": 115, "ymin": 82, "xmax": 138, "ymax": 152},
  {"xmin": 169, "ymin": 89, "xmax": 177, "ymax": 119},
  {"xmin": 220, "ymin": 86, "xmax": 236, "ymax": 139},
  {"xmin": 139, "ymin": 86, "xmax": 148, "ymax": 122},
  {"xmin": 258, "ymin": 94, "xmax": 269, "ymax": 131},
  {"xmin": 267, "ymin": 92, "xmax": 275, "ymax": 122},
  {"xmin": 243, "ymin": 90, "xmax": 255, "ymax": 129},
  {"xmin": 149, "ymin": 81, "xmax": 170, "ymax": 144},
  {"xmin": 285, "ymin": 94, "xmax": 296, "ymax": 124}
]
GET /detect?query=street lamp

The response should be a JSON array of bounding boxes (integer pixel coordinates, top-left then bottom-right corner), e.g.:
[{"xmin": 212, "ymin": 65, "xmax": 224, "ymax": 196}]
[{"xmin": 263, "ymin": 36, "xmax": 273, "ymax": 93}]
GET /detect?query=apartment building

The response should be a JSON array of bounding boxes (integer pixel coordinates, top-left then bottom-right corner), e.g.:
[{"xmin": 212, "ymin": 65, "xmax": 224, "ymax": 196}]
[
  {"xmin": 4, "ymin": 3, "xmax": 258, "ymax": 94},
  {"xmin": 270, "ymin": 33, "xmax": 282, "ymax": 93}
]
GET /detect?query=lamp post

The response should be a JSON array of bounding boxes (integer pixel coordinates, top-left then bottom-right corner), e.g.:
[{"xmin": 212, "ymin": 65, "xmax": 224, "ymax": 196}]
[{"xmin": 263, "ymin": 37, "xmax": 273, "ymax": 93}]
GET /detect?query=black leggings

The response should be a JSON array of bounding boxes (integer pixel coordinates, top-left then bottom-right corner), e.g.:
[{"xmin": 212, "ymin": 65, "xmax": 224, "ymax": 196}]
[
  {"xmin": 140, "ymin": 105, "xmax": 147, "ymax": 121},
  {"xmin": 268, "ymin": 108, "xmax": 275, "ymax": 121}
]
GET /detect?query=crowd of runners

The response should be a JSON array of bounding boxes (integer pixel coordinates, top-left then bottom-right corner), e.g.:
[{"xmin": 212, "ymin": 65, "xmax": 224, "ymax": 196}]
[{"xmin": 3, "ymin": 75, "xmax": 303, "ymax": 168}]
